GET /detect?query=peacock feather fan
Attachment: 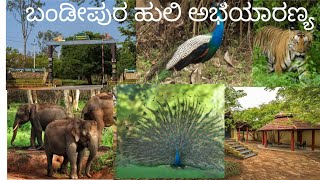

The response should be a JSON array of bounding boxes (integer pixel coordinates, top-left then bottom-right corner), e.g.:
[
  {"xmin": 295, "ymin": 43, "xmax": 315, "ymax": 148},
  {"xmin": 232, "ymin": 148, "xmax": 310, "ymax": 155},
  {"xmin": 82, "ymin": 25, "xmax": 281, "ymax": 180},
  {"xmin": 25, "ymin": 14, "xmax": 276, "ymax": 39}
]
[{"xmin": 117, "ymin": 98, "xmax": 224, "ymax": 171}]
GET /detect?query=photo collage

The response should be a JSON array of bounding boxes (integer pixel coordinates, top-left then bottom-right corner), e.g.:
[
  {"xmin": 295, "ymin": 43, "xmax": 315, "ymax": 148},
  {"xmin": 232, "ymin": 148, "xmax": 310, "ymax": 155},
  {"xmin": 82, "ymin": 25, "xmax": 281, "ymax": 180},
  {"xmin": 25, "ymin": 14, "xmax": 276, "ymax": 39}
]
[{"xmin": 4, "ymin": 0, "xmax": 320, "ymax": 179}]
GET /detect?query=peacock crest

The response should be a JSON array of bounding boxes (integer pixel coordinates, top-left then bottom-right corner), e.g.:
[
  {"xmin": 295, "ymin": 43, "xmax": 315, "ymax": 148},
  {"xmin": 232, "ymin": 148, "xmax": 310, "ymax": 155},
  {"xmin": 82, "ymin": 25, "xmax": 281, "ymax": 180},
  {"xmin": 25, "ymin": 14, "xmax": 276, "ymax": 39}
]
[{"xmin": 117, "ymin": 98, "xmax": 224, "ymax": 171}]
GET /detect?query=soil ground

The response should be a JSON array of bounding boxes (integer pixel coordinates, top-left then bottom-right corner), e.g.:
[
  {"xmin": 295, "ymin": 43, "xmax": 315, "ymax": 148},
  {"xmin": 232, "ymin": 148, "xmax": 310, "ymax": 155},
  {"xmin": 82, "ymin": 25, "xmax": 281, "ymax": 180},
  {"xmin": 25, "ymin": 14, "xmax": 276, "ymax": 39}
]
[
  {"xmin": 8, "ymin": 142, "xmax": 320, "ymax": 179},
  {"xmin": 7, "ymin": 146, "xmax": 113, "ymax": 179},
  {"xmin": 226, "ymin": 142, "xmax": 320, "ymax": 180}
]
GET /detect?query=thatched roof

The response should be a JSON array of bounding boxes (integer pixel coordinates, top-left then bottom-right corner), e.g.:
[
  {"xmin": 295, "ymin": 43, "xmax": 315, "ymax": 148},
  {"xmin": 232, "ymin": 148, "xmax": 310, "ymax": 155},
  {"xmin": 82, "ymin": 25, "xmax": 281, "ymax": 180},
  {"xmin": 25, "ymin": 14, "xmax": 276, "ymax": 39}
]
[{"xmin": 259, "ymin": 112, "xmax": 320, "ymax": 131}]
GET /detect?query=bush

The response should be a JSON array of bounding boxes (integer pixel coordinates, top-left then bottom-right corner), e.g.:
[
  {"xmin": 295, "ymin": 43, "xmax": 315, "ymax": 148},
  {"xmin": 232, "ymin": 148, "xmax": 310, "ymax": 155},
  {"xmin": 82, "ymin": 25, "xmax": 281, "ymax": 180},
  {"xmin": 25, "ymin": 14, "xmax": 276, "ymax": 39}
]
[
  {"xmin": 91, "ymin": 150, "xmax": 114, "ymax": 172},
  {"xmin": 253, "ymin": 47, "xmax": 320, "ymax": 87}
]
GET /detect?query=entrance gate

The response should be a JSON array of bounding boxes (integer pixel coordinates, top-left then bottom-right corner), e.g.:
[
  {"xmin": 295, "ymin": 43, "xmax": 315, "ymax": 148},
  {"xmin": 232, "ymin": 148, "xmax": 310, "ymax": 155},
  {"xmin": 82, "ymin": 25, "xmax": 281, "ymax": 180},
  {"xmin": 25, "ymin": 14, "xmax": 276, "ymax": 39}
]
[{"xmin": 47, "ymin": 39, "xmax": 117, "ymax": 85}]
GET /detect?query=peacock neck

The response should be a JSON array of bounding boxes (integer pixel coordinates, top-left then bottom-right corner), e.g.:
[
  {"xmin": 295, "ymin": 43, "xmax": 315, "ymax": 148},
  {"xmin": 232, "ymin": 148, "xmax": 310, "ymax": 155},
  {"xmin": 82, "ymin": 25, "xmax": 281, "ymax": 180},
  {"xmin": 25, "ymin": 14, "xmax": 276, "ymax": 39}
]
[
  {"xmin": 174, "ymin": 148, "xmax": 181, "ymax": 166},
  {"xmin": 209, "ymin": 11, "xmax": 224, "ymax": 47}
]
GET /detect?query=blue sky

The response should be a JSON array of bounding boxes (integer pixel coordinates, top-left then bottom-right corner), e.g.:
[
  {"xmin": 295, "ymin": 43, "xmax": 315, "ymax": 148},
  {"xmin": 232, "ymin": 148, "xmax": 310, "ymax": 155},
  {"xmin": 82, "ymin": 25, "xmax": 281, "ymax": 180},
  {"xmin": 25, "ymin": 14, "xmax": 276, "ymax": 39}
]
[{"xmin": 6, "ymin": 0, "xmax": 127, "ymax": 53}]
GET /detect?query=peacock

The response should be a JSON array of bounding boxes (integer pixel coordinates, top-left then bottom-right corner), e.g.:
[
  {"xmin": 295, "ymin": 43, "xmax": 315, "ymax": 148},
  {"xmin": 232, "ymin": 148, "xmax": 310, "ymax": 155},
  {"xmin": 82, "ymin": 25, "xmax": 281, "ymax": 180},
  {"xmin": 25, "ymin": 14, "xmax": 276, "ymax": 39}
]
[
  {"xmin": 145, "ymin": 2, "xmax": 225, "ymax": 82},
  {"xmin": 117, "ymin": 98, "xmax": 224, "ymax": 171}
]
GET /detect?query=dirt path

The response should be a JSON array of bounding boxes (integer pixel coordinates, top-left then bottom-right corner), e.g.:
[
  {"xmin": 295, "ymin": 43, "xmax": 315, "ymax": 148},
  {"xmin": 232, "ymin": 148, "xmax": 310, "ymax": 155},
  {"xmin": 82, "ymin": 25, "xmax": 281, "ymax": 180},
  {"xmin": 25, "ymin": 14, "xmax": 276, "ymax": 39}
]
[
  {"xmin": 226, "ymin": 142, "xmax": 320, "ymax": 180},
  {"xmin": 7, "ymin": 147, "xmax": 113, "ymax": 179}
]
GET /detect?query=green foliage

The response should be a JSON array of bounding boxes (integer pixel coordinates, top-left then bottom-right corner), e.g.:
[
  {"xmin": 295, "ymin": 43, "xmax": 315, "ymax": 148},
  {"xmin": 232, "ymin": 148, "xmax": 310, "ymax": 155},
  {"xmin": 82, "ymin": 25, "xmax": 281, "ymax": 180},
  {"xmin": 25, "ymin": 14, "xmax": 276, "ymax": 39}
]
[
  {"xmin": 92, "ymin": 150, "xmax": 114, "ymax": 172},
  {"xmin": 225, "ymin": 87, "xmax": 247, "ymax": 128},
  {"xmin": 59, "ymin": 31, "xmax": 112, "ymax": 84},
  {"xmin": 116, "ymin": 84, "xmax": 225, "ymax": 124},
  {"xmin": 225, "ymin": 87, "xmax": 247, "ymax": 112},
  {"xmin": 37, "ymin": 30, "xmax": 62, "ymax": 54},
  {"xmin": 233, "ymin": 100, "xmax": 284, "ymax": 129},
  {"xmin": 7, "ymin": 103, "xmax": 32, "ymax": 147},
  {"xmin": 101, "ymin": 128, "xmax": 113, "ymax": 147},
  {"xmin": 116, "ymin": 41, "xmax": 136, "ymax": 77},
  {"xmin": 69, "ymin": 0, "xmax": 104, "ymax": 6},
  {"xmin": 276, "ymin": 87, "xmax": 320, "ymax": 124},
  {"xmin": 253, "ymin": 47, "xmax": 302, "ymax": 87},
  {"xmin": 232, "ymin": 87, "xmax": 320, "ymax": 129},
  {"xmin": 7, "ymin": 0, "xmax": 45, "ymax": 61},
  {"xmin": 115, "ymin": 0, "xmax": 136, "ymax": 41},
  {"xmin": 253, "ymin": 47, "xmax": 320, "ymax": 87},
  {"xmin": 253, "ymin": 1, "xmax": 320, "ymax": 86}
]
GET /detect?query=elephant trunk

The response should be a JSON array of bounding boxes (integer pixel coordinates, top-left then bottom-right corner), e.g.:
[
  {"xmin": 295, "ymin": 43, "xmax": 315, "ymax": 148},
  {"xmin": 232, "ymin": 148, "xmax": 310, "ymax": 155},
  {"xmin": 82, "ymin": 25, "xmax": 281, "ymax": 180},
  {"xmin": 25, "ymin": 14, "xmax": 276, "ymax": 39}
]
[
  {"xmin": 11, "ymin": 122, "xmax": 20, "ymax": 146},
  {"xmin": 85, "ymin": 136, "xmax": 98, "ymax": 178}
]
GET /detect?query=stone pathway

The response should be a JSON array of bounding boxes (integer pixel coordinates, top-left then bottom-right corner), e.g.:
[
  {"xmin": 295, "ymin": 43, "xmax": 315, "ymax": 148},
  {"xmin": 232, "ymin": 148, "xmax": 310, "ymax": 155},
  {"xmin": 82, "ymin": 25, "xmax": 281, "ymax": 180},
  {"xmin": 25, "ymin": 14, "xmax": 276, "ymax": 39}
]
[{"xmin": 226, "ymin": 142, "xmax": 320, "ymax": 180}]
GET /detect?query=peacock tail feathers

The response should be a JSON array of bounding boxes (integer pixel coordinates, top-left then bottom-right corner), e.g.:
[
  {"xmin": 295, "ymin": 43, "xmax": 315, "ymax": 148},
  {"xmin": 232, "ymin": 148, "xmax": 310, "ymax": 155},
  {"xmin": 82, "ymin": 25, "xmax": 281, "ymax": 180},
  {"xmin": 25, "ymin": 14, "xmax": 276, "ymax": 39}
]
[
  {"xmin": 117, "ymin": 98, "xmax": 224, "ymax": 171},
  {"xmin": 166, "ymin": 35, "xmax": 212, "ymax": 70}
]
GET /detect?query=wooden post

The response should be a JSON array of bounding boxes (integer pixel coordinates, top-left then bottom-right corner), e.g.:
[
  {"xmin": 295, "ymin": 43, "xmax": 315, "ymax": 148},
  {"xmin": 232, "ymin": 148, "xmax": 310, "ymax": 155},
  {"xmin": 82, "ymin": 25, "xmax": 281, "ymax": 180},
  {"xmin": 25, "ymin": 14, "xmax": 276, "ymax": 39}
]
[
  {"xmin": 237, "ymin": 128, "xmax": 240, "ymax": 141},
  {"xmin": 300, "ymin": 131, "xmax": 303, "ymax": 145},
  {"xmin": 277, "ymin": 131, "xmax": 280, "ymax": 145},
  {"xmin": 312, "ymin": 130, "xmax": 315, "ymax": 151},
  {"xmin": 265, "ymin": 131, "xmax": 268, "ymax": 148},
  {"xmin": 48, "ymin": 45, "xmax": 53, "ymax": 85},
  {"xmin": 291, "ymin": 130, "xmax": 295, "ymax": 151},
  {"xmin": 111, "ymin": 43, "xmax": 117, "ymax": 81},
  {"xmin": 262, "ymin": 131, "xmax": 264, "ymax": 145},
  {"xmin": 102, "ymin": 43, "xmax": 105, "ymax": 84},
  {"xmin": 246, "ymin": 127, "xmax": 249, "ymax": 143}
]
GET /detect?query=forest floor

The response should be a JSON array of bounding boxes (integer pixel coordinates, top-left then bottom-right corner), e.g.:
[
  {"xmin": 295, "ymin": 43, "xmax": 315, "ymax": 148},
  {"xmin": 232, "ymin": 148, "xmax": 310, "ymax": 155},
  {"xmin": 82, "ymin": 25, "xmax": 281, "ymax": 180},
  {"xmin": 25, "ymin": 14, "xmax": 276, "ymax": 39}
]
[
  {"xmin": 7, "ymin": 146, "xmax": 113, "ymax": 179},
  {"xmin": 226, "ymin": 142, "xmax": 320, "ymax": 179}
]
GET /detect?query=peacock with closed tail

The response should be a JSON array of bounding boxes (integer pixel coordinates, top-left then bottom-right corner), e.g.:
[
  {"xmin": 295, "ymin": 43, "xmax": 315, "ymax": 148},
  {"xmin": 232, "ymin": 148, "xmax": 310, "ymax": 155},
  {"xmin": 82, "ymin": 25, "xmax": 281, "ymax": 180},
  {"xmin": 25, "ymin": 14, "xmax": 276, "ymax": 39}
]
[
  {"xmin": 117, "ymin": 98, "xmax": 224, "ymax": 171},
  {"xmin": 144, "ymin": 1, "xmax": 225, "ymax": 82}
]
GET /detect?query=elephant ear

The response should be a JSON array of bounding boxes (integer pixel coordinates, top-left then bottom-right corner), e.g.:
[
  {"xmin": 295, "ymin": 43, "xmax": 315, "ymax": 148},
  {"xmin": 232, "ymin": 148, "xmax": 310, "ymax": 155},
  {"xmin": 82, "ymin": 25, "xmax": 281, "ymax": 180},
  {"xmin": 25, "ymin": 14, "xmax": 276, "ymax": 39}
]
[
  {"xmin": 29, "ymin": 104, "xmax": 37, "ymax": 121},
  {"xmin": 23, "ymin": 104, "xmax": 31, "ymax": 117},
  {"xmin": 71, "ymin": 121, "xmax": 81, "ymax": 142},
  {"xmin": 30, "ymin": 104, "xmax": 43, "ymax": 132}
]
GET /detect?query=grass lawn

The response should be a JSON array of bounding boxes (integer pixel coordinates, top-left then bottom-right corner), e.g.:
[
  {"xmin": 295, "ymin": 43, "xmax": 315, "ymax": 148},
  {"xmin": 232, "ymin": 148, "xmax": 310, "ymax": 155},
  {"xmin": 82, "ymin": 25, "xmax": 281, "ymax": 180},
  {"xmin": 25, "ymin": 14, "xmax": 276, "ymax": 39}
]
[{"xmin": 116, "ymin": 165, "xmax": 224, "ymax": 178}]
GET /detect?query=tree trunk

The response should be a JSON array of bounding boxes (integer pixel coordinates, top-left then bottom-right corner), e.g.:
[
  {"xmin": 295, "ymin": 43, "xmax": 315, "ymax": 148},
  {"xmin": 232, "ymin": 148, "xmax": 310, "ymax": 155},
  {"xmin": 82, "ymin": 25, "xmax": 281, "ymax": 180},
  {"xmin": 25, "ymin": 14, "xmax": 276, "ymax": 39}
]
[
  {"xmin": 86, "ymin": 75, "xmax": 93, "ymax": 85},
  {"xmin": 90, "ymin": 90, "xmax": 96, "ymax": 97},
  {"xmin": 72, "ymin": 90, "xmax": 80, "ymax": 111},
  {"xmin": 27, "ymin": 90, "xmax": 33, "ymax": 104},
  {"xmin": 32, "ymin": 90, "xmax": 38, "ymax": 104},
  {"xmin": 23, "ymin": 37, "xmax": 27, "ymax": 66},
  {"xmin": 64, "ymin": 90, "xmax": 73, "ymax": 117},
  {"xmin": 54, "ymin": 91, "xmax": 62, "ymax": 104}
]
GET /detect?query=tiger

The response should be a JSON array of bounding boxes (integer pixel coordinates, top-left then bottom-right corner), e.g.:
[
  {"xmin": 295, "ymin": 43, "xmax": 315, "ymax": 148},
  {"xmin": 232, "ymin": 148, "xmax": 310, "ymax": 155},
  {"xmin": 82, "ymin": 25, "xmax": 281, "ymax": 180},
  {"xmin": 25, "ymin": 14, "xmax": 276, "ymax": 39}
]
[{"xmin": 254, "ymin": 26, "xmax": 313, "ymax": 80}]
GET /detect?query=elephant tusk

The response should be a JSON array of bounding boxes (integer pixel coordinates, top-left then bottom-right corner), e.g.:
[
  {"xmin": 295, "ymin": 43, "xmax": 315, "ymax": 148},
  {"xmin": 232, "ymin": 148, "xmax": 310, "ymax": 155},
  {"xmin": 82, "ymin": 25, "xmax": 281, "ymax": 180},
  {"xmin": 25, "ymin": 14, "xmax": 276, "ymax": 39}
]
[{"xmin": 13, "ymin": 124, "xmax": 19, "ymax": 131}]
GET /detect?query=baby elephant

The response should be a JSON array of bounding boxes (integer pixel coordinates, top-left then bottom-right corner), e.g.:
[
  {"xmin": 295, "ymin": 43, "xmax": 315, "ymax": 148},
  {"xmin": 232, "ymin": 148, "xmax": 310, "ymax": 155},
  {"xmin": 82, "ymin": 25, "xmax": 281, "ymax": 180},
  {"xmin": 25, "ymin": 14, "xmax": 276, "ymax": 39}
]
[{"xmin": 44, "ymin": 118, "xmax": 99, "ymax": 179}]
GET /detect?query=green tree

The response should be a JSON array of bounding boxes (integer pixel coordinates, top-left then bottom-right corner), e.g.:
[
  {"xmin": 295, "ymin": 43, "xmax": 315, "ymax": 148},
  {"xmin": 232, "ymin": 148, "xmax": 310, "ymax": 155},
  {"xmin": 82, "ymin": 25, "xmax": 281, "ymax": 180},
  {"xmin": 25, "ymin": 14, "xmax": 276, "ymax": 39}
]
[
  {"xmin": 233, "ymin": 100, "xmax": 284, "ymax": 129},
  {"xmin": 70, "ymin": 0, "xmax": 105, "ymax": 6},
  {"xmin": 37, "ymin": 30, "xmax": 62, "ymax": 54},
  {"xmin": 225, "ymin": 87, "xmax": 246, "ymax": 128},
  {"xmin": 117, "ymin": 41, "xmax": 136, "ymax": 77},
  {"xmin": 276, "ymin": 87, "xmax": 320, "ymax": 124},
  {"xmin": 66, "ymin": 1, "xmax": 136, "ymax": 78},
  {"xmin": 7, "ymin": 0, "xmax": 45, "ymax": 64},
  {"xmin": 60, "ymin": 31, "xmax": 111, "ymax": 84},
  {"xmin": 6, "ymin": 47, "xmax": 35, "ymax": 69}
]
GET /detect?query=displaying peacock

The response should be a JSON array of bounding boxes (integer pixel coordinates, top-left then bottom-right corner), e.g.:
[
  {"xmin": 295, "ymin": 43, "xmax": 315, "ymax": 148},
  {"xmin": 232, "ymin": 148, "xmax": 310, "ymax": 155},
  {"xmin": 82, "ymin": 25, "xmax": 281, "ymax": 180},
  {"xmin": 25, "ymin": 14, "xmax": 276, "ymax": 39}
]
[
  {"xmin": 145, "ymin": 2, "xmax": 225, "ymax": 82},
  {"xmin": 117, "ymin": 98, "xmax": 224, "ymax": 171}
]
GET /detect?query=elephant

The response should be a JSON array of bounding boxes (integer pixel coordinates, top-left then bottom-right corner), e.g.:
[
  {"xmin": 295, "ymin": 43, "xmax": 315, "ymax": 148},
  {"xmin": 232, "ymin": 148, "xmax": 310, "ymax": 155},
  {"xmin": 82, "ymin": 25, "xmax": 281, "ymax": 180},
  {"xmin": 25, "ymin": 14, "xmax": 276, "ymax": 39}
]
[
  {"xmin": 11, "ymin": 103, "xmax": 68, "ymax": 149},
  {"xmin": 44, "ymin": 118, "xmax": 99, "ymax": 179},
  {"xmin": 82, "ymin": 92, "xmax": 115, "ymax": 143}
]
